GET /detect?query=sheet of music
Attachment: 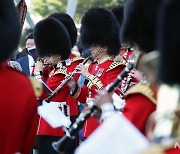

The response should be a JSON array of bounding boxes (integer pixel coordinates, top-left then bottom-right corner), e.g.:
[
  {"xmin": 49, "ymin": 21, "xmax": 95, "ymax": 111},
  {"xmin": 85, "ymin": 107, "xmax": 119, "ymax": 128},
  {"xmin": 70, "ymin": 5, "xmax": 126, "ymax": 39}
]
[{"xmin": 75, "ymin": 113, "xmax": 149, "ymax": 154}]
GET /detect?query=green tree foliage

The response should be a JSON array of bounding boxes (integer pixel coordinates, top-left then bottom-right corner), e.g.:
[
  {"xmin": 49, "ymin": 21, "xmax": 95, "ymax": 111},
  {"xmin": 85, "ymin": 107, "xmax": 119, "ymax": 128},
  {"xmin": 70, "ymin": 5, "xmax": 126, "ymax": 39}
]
[
  {"xmin": 32, "ymin": 0, "xmax": 67, "ymax": 17},
  {"xmin": 31, "ymin": 0, "xmax": 125, "ymax": 22},
  {"xmin": 76, "ymin": 0, "xmax": 122, "ymax": 23}
]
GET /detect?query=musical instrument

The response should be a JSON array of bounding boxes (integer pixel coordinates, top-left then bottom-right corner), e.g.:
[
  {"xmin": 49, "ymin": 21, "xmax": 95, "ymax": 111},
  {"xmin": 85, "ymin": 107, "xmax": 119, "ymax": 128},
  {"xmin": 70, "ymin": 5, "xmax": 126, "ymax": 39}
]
[
  {"xmin": 44, "ymin": 48, "xmax": 103, "ymax": 103},
  {"xmin": 31, "ymin": 57, "xmax": 52, "ymax": 67},
  {"xmin": 51, "ymin": 51, "xmax": 141, "ymax": 153}
]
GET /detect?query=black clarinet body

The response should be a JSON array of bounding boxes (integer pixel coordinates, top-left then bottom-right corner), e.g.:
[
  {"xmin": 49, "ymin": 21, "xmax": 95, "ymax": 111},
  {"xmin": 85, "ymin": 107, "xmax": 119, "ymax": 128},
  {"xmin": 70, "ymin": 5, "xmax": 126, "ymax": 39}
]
[
  {"xmin": 52, "ymin": 61, "xmax": 134, "ymax": 153},
  {"xmin": 52, "ymin": 105, "xmax": 97, "ymax": 153}
]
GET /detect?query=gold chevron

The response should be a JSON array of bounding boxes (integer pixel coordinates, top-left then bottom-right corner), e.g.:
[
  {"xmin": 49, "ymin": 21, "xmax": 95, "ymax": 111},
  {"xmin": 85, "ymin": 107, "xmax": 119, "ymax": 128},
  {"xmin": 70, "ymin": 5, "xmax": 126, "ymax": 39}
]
[
  {"xmin": 71, "ymin": 56, "xmax": 84, "ymax": 63},
  {"xmin": 86, "ymin": 74, "xmax": 103, "ymax": 90},
  {"xmin": 53, "ymin": 66, "xmax": 67, "ymax": 76},
  {"xmin": 125, "ymin": 83, "xmax": 157, "ymax": 105},
  {"xmin": 106, "ymin": 60, "xmax": 127, "ymax": 72}
]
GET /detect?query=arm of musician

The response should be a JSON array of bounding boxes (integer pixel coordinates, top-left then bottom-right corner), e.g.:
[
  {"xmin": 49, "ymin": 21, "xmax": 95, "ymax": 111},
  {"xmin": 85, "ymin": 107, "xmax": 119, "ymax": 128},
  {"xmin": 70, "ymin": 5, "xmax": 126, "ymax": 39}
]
[
  {"xmin": 41, "ymin": 66, "xmax": 51, "ymax": 82},
  {"xmin": 33, "ymin": 61, "xmax": 44, "ymax": 81},
  {"xmin": 94, "ymin": 90, "xmax": 115, "ymax": 120},
  {"xmin": 85, "ymin": 64, "xmax": 126, "ymax": 95},
  {"xmin": 67, "ymin": 58, "xmax": 84, "ymax": 82},
  {"xmin": 38, "ymin": 73, "xmax": 69, "ymax": 101},
  {"xmin": 131, "ymin": 69, "xmax": 143, "ymax": 83},
  {"xmin": 68, "ymin": 79, "xmax": 89, "ymax": 103}
]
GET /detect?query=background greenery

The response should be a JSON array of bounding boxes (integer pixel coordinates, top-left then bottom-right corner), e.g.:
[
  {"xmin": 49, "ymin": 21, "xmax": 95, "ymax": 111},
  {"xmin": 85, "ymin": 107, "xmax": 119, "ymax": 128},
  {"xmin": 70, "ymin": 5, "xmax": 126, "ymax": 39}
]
[{"xmin": 32, "ymin": 0, "xmax": 125, "ymax": 23}]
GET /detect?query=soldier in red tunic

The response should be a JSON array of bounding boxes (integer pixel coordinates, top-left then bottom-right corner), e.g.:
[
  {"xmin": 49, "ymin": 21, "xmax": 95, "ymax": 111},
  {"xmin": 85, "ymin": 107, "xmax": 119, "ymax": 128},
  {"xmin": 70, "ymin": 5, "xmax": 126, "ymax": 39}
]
[
  {"xmin": 94, "ymin": 0, "xmax": 180, "ymax": 153},
  {"xmin": 68, "ymin": 7, "xmax": 126, "ymax": 138},
  {"xmin": 48, "ymin": 12, "xmax": 85, "ymax": 152},
  {"xmin": 49, "ymin": 12, "xmax": 84, "ymax": 119},
  {"xmin": 114, "ymin": 0, "xmax": 161, "ymax": 135},
  {"xmin": 92, "ymin": 0, "xmax": 160, "ymax": 137},
  {"xmin": 33, "ymin": 18, "xmax": 72, "ymax": 154},
  {"xmin": 0, "ymin": 0, "xmax": 38, "ymax": 153}
]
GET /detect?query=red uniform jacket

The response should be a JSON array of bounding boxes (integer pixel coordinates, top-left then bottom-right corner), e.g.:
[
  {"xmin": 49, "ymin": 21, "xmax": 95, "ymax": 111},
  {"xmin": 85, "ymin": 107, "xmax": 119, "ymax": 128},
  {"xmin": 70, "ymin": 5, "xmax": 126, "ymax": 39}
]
[
  {"xmin": 37, "ymin": 54, "xmax": 84, "ymax": 136},
  {"xmin": 72, "ymin": 55, "xmax": 126, "ymax": 137},
  {"xmin": 0, "ymin": 62, "xmax": 38, "ymax": 154},
  {"xmin": 37, "ymin": 63, "xmax": 69, "ymax": 136},
  {"xmin": 124, "ymin": 83, "xmax": 157, "ymax": 135},
  {"xmin": 165, "ymin": 147, "xmax": 180, "ymax": 154}
]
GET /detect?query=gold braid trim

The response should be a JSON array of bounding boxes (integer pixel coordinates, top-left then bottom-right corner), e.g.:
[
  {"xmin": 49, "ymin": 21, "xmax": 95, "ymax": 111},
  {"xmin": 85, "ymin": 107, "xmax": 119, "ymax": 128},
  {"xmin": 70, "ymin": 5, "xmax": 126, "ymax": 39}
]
[
  {"xmin": 71, "ymin": 56, "xmax": 84, "ymax": 63},
  {"xmin": 53, "ymin": 66, "xmax": 67, "ymax": 76},
  {"xmin": 86, "ymin": 74, "xmax": 103, "ymax": 90},
  {"xmin": 106, "ymin": 60, "xmax": 127, "ymax": 72},
  {"xmin": 125, "ymin": 83, "xmax": 157, "ymax": 105},
  {"xmin": 73, "ymin": 86, "xmax": 81, "ymax": 99},
  {"xmin": 29, "ymin": 77, "xmax": 43, "ymax": 97}
]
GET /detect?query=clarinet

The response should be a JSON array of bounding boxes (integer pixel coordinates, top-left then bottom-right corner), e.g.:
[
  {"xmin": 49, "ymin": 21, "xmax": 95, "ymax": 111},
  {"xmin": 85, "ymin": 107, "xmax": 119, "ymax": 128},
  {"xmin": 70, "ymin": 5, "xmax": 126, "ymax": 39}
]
[
  {"xmin": 44, "ymin": 48, "xmax": 103, "ymax": 103},
  {"xmin": 52, "ymin": 60, "xmax": 135, "ymax": 154}
]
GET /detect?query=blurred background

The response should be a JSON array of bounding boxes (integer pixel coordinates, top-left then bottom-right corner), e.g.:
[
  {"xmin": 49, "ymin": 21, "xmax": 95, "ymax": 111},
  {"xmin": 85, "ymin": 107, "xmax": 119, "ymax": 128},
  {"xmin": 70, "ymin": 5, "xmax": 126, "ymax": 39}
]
[{"xmin": 14, "ymin": 0, "xmax": 126, "ymax": 49}]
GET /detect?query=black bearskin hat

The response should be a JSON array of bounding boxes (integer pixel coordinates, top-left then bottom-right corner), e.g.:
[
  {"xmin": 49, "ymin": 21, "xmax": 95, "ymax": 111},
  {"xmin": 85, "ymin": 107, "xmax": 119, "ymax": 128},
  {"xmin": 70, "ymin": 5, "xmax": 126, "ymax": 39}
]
[
  {"xmin": 80, "ymin": 7, "xmax": 120, "ymax": 56},
  {"xmin": 111, "ymin": 5, "xmax": 124, "ymax": 26},
  {"xmin": 121, "ymin": 0, "xmax": 161, "ymax": 53},
  {"xmin": 157, "ymin": 0, "xmax": 180, "ymax": 85},
  {"xmin": 0, "ymin": 0, "xmax": 21, "ymax": 63},
  {"xmin": 25, "ymin": 28, "xmax": 34, "ymax": 41},
  {"xmin": 49, "ymin": 13, "xmax": 77, "ymax": 48},
  {"xmin": 34, "ymin": 18, "xmax": 71, "ymax": 60}
]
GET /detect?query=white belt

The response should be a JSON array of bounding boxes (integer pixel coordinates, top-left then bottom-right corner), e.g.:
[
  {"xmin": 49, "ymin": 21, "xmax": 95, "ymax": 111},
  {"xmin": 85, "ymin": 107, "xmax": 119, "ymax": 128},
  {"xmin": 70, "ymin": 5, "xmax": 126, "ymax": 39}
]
[
  {"xmin": 42, "ymin": 100, "xmax": 66, "ymax": 107},
  {"xmin": 42, "ymin": 100, "xmax": 70, "ymax": 118}
]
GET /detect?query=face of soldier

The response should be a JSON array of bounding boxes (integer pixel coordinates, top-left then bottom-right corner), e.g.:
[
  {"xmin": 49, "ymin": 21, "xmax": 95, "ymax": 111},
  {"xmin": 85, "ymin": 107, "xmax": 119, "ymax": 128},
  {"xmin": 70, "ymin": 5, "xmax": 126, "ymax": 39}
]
[
  {"xmin": 89, "ymin": 45, "xmax": 108, "ymax": 60},
  {"xmin": 43, "ymin": 55, "xmax": 61, "ymax": 67}
]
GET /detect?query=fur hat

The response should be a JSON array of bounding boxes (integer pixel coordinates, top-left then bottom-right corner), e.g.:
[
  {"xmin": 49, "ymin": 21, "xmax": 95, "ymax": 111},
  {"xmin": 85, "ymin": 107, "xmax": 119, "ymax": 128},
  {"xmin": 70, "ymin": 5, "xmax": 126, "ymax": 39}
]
[
  {"xmin": 121, "ymin": 0, "xmax": 161, "ymax": 53},
  {"xmin": 80, "ymin": 7, "xmax": 120, "ymax": 56},
  {"xmin": 34, "ymin": 18, "xmax": 71, "ymax": 60},
  {"xmin": 49, "ymin": 13, "xmax": 77, "ymax": 48},
  {"xmin": 111, "ymin": 5, "xmax": 124, "ymax": 26},
  {"xmin": 25, "ymin": 28, "xmax": 34, "ymax": 41},
  {"xmin": 0, "ymin": 0, "xmax": 21, "ymax": 63},
  {"xmin": 157, "ymin": 0, "xmax": 180, "ymax": 85}
]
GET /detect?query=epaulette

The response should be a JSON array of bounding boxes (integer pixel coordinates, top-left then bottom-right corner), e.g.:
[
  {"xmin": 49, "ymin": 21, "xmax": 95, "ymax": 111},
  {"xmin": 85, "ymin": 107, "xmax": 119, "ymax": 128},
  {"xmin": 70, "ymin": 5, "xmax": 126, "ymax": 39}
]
[
  {"xmin": 125, "ymin": 83, "xmax": 157, "ymax": 105},
  {"xmin": 53, "ymin": 66, "xmax": 67, "ymax": 76},
  {"xmin": 71, "ymin": 56, "xmax": 84, "ymax": 63},
  {"xmin": 106, "ymin": 59, "xmax": 126, "ymax": 72},
  {"xmin": 29, "ymin": 77, "xmax": 43, "ymax": 97}
]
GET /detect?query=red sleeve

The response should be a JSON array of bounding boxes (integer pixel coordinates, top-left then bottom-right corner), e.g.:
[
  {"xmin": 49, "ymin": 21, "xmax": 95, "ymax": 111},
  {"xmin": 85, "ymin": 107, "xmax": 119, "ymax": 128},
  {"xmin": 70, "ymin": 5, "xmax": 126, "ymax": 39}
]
[
  {"xmin": 123, "ymin": 94, "xmax": 156, "ymax": 135},
  {"xmin": 39, "ymin": 73, "xmax": 69, "ymax": 101},
  {"xmin": 67, "ymin": 61, "xmax": 81, "ymax": 82},
  {"xmin": 72, "ymin": 84, "xmax": 89, "ymax": 103},
  {"xmin": 42, "ymin": 66, "xmax": 51, "ymax": 82},
  {"xmin": 165, "ymin": 148, "xmax": 180, "ymax": 154}
]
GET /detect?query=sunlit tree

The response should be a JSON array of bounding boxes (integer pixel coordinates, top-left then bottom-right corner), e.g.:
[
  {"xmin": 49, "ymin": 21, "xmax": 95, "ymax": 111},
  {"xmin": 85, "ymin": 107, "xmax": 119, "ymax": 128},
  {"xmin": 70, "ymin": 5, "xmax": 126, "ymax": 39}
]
[{"xmin": 32, "ymin": 0, "xmax": 125, "ymax": 22}]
